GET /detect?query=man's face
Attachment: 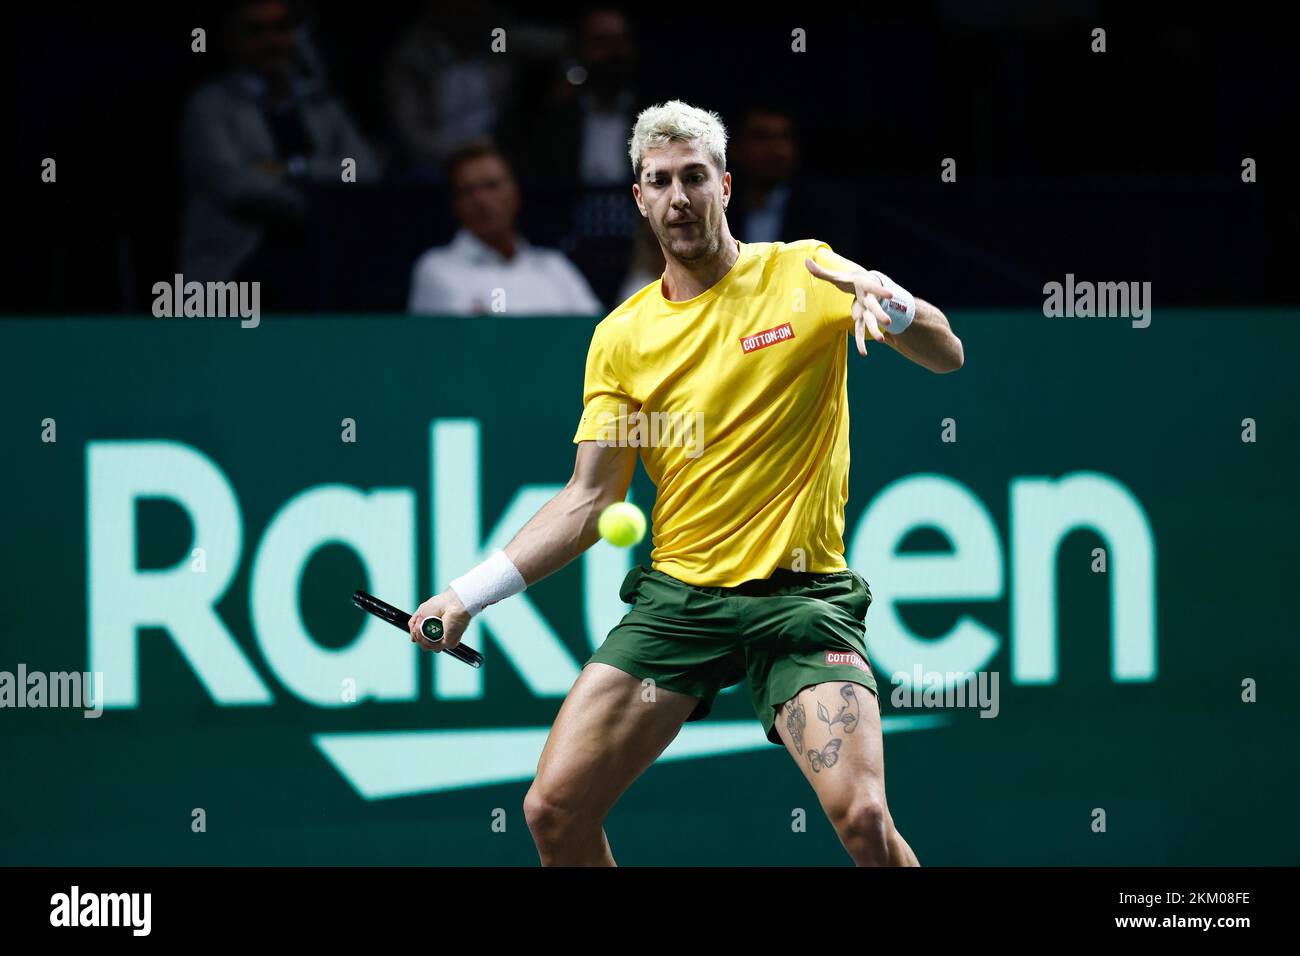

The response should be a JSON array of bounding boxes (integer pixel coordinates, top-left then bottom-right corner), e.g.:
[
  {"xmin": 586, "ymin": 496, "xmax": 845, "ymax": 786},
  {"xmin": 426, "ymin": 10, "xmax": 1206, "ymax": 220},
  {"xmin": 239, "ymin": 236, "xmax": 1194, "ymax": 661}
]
[
  {"xmin": 232, "ymin": 1, "xmax": 298, "ymax": 79},
  {"xmin": 735, "ymin": 112, "xmax": 796, "ymax": 189},
  {"xmin": 633, "ymin": 140, "xmax": 730, "ymax": 264},
  {"xmin": 451, "ymin": 155, "xmax": 520, "ymax": 244}
]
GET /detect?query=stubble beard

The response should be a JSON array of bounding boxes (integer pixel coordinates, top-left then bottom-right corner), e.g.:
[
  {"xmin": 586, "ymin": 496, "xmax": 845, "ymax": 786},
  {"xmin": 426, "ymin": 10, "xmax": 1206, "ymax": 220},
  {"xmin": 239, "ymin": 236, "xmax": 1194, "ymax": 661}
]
[{"xmin": 660, "ymin": 214, "xmax": 721, "ymax": 266}]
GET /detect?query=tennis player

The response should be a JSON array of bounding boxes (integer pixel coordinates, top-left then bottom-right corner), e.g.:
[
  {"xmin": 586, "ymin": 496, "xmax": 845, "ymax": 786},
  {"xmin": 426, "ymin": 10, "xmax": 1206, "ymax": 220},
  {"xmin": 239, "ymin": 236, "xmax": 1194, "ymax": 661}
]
[{"xmin": 410, "ymin": 100, "xmax": 963, "ymax": 866}]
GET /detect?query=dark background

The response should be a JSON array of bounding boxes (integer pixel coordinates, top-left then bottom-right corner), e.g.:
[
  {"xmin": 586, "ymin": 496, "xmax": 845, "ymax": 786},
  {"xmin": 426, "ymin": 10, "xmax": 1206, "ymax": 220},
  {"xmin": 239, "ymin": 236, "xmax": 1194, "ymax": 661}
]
[{"xmin": 8, "ymin": 0, "xmax": 1296, "ymax": 313}]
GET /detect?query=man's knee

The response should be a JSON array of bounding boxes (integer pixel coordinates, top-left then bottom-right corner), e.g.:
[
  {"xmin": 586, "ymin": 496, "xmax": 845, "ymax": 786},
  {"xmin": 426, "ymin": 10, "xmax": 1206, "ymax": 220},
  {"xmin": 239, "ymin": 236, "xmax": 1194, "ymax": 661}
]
[
  {"xmin": 829, "ymin": 792, "xmax": 891, "ymax": 864},
  {"xmin": 524, "ymin": 785, "xmax": 592, "ymax": 844},
  {"xmin": 523, "ymin": 787, "xmax": 561, "ymax": 838}
]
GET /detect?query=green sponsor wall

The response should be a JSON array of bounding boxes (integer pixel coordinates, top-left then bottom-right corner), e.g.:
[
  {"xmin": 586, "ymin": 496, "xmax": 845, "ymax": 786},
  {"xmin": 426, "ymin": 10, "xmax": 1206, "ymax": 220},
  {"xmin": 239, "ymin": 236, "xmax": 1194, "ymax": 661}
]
[{"xmin": 1, "ymin": 312, "xmax": 1296, "ymax": 865}]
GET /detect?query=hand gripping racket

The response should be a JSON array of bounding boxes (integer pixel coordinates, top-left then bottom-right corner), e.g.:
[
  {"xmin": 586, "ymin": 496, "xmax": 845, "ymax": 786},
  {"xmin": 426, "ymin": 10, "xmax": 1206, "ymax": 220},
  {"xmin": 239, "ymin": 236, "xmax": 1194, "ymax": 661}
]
[{"xmin": 351, "ymin": 590, "xmax": 483, "ymax": 668}]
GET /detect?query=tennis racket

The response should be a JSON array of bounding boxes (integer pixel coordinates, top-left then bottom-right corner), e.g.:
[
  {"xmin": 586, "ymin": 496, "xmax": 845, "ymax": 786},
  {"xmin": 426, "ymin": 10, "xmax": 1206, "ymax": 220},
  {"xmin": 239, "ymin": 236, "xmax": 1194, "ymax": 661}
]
[{"xmin": 351, "ymin": 590, "xmax": 483, "ymax": 668}]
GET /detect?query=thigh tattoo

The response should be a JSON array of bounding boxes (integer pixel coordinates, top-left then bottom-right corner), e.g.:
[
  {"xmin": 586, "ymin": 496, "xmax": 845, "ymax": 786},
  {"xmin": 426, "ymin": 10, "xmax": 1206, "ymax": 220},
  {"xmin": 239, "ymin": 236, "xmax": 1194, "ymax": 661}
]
[
  {"xmin": 784, "ymin": 691, "xmax": 807, "ymax": 755},
  {"xmin": 806, "ymin": 684, "xmax": 861, "ymax": 774}
]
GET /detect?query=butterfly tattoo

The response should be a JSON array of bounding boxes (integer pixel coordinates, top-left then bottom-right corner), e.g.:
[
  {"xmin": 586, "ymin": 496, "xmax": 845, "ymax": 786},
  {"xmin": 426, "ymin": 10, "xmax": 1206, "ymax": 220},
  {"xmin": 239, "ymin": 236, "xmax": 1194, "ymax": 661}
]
[{"xmin": 807, "ymin": 737, "xmax": 841, "ymax": 773}]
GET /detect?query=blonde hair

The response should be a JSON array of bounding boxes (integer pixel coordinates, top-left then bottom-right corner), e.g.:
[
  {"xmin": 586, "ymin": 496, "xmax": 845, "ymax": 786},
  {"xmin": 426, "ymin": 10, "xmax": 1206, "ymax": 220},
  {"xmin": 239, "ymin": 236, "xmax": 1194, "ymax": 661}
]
[{"xmin": 628, "ymin": 100, "xmax": 728, "ymax": 180}]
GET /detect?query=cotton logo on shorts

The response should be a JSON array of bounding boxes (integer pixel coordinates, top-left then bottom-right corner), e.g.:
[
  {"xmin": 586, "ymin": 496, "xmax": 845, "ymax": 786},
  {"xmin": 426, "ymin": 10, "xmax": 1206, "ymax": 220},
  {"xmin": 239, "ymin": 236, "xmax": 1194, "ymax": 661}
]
[
  {"xmin": 825, "ymin": 651, "xmax": 870, "ymax": 672},
  {"xmin": 739, "ymin": 322, "xmax": 795, "ymax": 354}
]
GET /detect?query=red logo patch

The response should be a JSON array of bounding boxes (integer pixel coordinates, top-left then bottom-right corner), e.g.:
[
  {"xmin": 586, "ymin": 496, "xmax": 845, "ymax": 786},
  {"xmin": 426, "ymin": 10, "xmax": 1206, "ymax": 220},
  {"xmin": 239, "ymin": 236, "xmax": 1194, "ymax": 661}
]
[
  {"xmin": 825, "ymin": 651, "xmax": 871, "ymax": 673},
  {"xmin": 740, "ymin": 322, "xmax": 795, "ymax": 354}
]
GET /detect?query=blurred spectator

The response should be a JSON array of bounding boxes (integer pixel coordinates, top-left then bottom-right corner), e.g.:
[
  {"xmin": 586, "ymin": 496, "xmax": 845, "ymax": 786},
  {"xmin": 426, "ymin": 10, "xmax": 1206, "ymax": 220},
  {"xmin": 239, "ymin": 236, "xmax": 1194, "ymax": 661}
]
[
  {"xmin": 504, "ymin": 9, "xmax": 643, "ymax": 309},
  {"xmin": 386, "ymin": 2, "xmax": 569, "ymax": 178},
  {"xmin": 385, "ymin": 1, "xmax": 510, "ymax": 177},
  {"xmin": 179, "ymin": 0, "xmax": 378, "ymax": 283},
  {"xmin": 727, "ymin": 104, "xmax": 857, "ymax": 253},
  {"xmin": 518, "ymin": 8, "xmax": 640, "ymax": 184},
  {"xmin": 409, "ymin": 142, "xmax": 601, "ymax": 316}
]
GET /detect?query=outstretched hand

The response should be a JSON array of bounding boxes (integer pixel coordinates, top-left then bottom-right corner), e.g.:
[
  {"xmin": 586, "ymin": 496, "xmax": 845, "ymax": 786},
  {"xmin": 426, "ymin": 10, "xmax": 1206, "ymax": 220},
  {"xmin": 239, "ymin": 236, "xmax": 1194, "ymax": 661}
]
[{"xmin": 805, "ymin": 258, "xmax": 894, "ymax": 356}]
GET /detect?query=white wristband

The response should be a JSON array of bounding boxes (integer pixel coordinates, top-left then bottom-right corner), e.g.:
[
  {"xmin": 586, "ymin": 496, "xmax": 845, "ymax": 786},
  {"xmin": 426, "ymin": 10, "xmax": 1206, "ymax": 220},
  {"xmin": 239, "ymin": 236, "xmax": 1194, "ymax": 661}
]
[
  {"xmin": 870, "ymin": 270, "xmax": 916, "ymax": 334},
  {"xmin": 449, "ymin": 550, "xmax": 526, "ymax": 617}
]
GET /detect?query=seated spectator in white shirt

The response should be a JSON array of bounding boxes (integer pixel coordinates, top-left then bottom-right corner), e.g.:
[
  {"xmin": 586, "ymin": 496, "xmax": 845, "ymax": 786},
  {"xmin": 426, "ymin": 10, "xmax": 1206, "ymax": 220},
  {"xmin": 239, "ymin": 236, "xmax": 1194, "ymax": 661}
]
[{"xmin": 408, "ymin": 142, "xmax": 602, "ymax": 316}]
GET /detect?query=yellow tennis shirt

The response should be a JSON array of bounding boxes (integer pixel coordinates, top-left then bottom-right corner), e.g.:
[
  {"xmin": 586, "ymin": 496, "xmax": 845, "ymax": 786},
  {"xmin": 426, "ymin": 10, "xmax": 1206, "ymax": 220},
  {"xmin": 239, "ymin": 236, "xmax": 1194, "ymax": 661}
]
[{"xmin": 573, "ymin": 238, "xmax": 861, "ymax": 587}]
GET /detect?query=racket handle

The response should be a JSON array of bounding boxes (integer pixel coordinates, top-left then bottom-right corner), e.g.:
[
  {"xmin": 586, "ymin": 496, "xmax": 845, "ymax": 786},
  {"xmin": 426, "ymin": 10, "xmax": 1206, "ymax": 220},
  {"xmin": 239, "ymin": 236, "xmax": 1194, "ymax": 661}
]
[
  {"xmin": 352, "ymin": 589, "xmax": 483, "ymax": 668},
  {"xmin": 421, "ymin": 618, "xmax": 484, "ymax": 667}
]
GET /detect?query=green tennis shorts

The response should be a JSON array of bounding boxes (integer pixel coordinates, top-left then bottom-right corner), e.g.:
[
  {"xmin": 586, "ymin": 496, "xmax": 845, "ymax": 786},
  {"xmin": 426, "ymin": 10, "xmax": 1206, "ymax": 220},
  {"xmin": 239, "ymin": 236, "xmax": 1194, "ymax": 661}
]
[{"xmin": 586, "ymin": 564, "xmax": 879, "ymax": 745}]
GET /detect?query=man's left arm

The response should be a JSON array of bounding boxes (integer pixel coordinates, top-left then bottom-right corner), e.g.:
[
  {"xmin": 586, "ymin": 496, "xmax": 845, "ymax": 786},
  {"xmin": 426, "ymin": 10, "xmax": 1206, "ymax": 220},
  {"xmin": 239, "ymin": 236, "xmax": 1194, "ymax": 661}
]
[
  {"xmin": 881, "ymin": 296, "xmax": 964, "ymax": 374},
  {"xmin": 805, "ymin": 252, "xmax": 963, "ymax": 373}
]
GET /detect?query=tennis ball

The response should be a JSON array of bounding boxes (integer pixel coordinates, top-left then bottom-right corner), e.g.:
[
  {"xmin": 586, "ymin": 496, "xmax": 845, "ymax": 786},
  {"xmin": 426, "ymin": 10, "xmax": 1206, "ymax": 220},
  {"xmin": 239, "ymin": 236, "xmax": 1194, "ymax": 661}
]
[{"xmin": 598, "ymin": 502, "xmax": 646, "ymax": 548}]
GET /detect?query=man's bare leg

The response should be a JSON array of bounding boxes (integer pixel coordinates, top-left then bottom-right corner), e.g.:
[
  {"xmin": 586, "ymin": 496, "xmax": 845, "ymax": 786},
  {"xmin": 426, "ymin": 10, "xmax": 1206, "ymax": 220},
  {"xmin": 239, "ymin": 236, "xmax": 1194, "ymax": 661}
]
[
  {"xmin": 774, "ymin": 682, "xmax": 919, "ymax": 866},
  {"xmin": 524, "ymin": 662, "xmax": 700, "ymax": 866}
]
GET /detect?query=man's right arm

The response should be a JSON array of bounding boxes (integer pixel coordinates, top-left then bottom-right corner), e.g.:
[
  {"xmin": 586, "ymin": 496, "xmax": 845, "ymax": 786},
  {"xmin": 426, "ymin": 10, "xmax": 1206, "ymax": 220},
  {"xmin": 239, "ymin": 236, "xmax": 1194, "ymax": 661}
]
[
  {"xmin": 502, "ymin": 439, "xmax": 638, "ymax": 583},
  {"xmin": 408, "ymin": 439, "xmax": 637, "ymax": 650}
]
